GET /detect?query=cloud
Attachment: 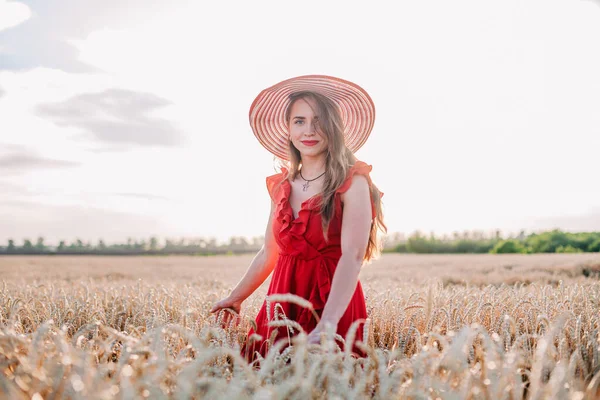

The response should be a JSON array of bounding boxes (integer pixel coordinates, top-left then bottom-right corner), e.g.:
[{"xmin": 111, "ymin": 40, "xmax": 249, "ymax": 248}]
[
  {"xmin": 0, "ymin": 200, "xmax": 166, "ymax": 245},
  {"xmin": 0, "ymin": 153, "xmax": 78, "ymax": 169},
  {"xmin": 0, "ymin": 86, "xmax": 5, "ymax": 97},
  {"xmin": 0, "ymin": 146, "xmax": 80, "ymax": 175},
  {"xmin": 0, "ymin": 177, "xmax": 171, "ymax": 204},
  {"xmin": 36, "ymin": 88, "xmax": 185, "ymax": 148},
  {"xmin": 0, "ymin": 180, "xmax": 29, "ymax": 195},
  {"xmin": 0, "ymin": 0, "xmax": 30, "ymax": 32},
  {"xmin": 584, "ymin": 0, "xmax": 600, "ymax": 8},
  {"xmin": 0, "ymin": 37, "xmax": 98, "ymax": 73},
  {"xmin": 0, "ymin": 2, "xmax": 94, "ymax": 72},
  {"xmin": 0, "ymin": 0, "xmax": 171, "ymax": 72}
]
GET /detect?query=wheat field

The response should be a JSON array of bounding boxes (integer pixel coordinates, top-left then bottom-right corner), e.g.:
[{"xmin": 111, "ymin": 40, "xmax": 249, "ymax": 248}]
[{"xmin": 1, "ymin": 253, "xmax": 600, "ymax": 399}]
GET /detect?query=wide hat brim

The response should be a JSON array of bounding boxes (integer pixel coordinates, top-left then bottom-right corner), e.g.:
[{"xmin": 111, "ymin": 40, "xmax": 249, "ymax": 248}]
[{"xmin": 249, "ymin": 75, "xmax": 376, "ymax": 161}]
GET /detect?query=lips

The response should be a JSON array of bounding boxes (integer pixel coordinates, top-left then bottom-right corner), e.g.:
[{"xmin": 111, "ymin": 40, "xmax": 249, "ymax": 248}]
[{"xmin": 301, "ymin": 140, "xmax": 319, "ymax": 147}]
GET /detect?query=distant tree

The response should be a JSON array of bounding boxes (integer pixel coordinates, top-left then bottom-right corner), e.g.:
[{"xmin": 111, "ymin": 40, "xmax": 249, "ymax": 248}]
[
  {"xmin": 490, "ymin": 239, "xmax": 527, "ymax": 254},
  {"xmin": 22, "ymin": 239, "xmax": 34, "ymax": 252},
  {"xmin": 252, "ymin": 236, "xmax": 264, "ymax": 247},
  {"xmin": 164, "ymin": 239, "xmax": 176, "ymax": 252},
  {"xmin": 588, "ymin": 239, "xmax": 600, "ymax": 253},
  {"xmin": 68, "ymin": 239, "xmax": 84, "ymax": 253},
  {"xmin": 149, "ymin": 236, "xmax": 159, "ymax": 251},
  {"xmin": 455, "ymin": 239, "xmax": 482, "ymax": 253},
  {"xmin": 574, "ymin": 233, "xmax": 597, "ymax": 252},
  {"xmin": 135, "ymin": 239, "xmax": 147, "ymax": 251},
  {"xmin": 7, "ymin": 239, "xmax": 16, "ymax": 253},
  {"xmin": 407, "ymin": 231, "xmax": 435, "ymax": 253},
  {"xmin": 57, "ymin": 240, "xmax": 66, "ymax": 252},
  {"xmin": 526, "ymin": 230, "xmax": 569, "ymax": 253},
  {"xmin": 207, "ymin": 237, "xmax": 218, "ymax": 249},
  {"xmin": 393, "ymin": 242, "xmax": 409, "ymax": 253},
  {"xmin": 35, "ymin": 237, "xmax": 46, "ymax": 253},
  {"xmin": 556, "ymin": 245, "xmax": 582, "ymax": 253}
]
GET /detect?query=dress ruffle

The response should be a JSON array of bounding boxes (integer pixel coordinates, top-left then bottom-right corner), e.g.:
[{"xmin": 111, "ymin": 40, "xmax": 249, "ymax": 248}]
[
  {"xmin": 335, "ymin": 161, "xmax": 374, "ymax": 194},
  {"xmin": 266, "ymin": 167, "xmax": 322, "ymax": 260},
  {"xmin": 335, "ymin": 161, "xmax": 382, "ymax": 220},
  {"xmin": 266, "ymin": 161, "xmax": 381, "ymax": 246}
]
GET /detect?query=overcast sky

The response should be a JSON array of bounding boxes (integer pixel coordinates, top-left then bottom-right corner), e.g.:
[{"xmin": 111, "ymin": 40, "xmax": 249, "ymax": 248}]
[{"xmin": 1, "ymin": 0, "xmax": 600, "ymax": 245}]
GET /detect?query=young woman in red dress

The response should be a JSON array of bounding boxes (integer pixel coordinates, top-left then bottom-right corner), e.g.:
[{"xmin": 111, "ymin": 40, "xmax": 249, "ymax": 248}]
[{"xmin": 211, "ymin": 75, "xmax": 386, "ymax": 361}]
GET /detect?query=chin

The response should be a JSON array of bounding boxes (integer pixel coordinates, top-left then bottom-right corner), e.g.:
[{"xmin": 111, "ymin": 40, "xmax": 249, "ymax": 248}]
[{"xmin": 300, "ymin": 149, "xmax": 327, "ymax": 158}]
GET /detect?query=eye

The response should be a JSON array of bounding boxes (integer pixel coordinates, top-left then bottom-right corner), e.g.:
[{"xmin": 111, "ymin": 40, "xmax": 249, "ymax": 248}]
[{"xmin": 294, "ymin": 120, "xmax": 304, "ymax": 125}]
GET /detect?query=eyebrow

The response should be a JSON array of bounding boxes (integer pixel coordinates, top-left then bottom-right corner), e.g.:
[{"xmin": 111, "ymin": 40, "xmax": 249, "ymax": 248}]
[{"xmin": 292, "ymin": 116, "xmax": 319, "ymax": 120}]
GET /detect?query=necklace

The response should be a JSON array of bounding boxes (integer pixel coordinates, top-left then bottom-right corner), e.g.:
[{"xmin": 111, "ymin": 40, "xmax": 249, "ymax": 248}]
[{"xmin": 299, "ymin": 169, "xmax": 326, "ymax": 192}]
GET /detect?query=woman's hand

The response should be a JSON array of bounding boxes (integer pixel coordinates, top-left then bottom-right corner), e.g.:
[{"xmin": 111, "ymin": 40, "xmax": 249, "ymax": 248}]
[
  {"xmin": 210, "ymin": 296, "xmax": 243, "ymax": 316},
  {"xmin": 307, "ymin": 326, "xmax": 323, "ymax": 345},
  {"xmin": 307, "ymin": 321, "xmax": 337, "ymax": 345}
]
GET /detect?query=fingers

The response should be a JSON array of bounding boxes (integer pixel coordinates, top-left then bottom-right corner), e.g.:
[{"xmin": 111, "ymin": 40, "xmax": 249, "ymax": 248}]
[
  {"xmin": 209, "ymin": 299, "xmax": 241, "ymax": 319},
  {"xmin": 210, "ymin": 301, "xmax": 224, "ymax": 314}
]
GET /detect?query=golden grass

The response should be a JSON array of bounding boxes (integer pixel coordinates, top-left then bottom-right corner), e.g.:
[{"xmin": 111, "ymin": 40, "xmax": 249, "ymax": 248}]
[{"xmin": 1, "ymin": 253, "xmax": 600, "ymax": 399}]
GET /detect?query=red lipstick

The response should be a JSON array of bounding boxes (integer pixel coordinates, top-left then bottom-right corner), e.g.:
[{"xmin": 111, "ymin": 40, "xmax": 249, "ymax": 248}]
[{"xmin": 301, "ymin": 140, "xmax": 319, "ymax": 146}]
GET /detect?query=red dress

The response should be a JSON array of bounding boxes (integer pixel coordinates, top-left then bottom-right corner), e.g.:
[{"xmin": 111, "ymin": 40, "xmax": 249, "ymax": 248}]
[{"xmin": 243, "ymin": 161, "xmax": 377, "ymax": 361}]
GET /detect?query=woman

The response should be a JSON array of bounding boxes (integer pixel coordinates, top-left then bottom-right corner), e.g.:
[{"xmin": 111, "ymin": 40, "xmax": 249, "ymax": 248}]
[{"xmin": 210, "ymin": 75, "xmax": 386, "ymax": 361}]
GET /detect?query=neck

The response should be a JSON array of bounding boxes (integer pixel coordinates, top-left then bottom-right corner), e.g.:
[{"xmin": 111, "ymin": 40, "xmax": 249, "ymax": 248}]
[{"xmin": 300, "ymin": 154, "xmax": 326, "ymax": 179}]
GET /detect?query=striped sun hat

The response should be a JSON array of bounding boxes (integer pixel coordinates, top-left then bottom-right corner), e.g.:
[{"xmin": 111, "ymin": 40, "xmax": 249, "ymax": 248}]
[{"xmin": 249, "ymin": 75, "xmax": 376, "ymax": 161}]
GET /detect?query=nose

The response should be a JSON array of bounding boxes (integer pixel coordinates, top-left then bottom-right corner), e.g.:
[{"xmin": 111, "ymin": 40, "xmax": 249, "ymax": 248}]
[{"xmin": 305, "ymin": 121, "xmax": 317, "ymax": 136}]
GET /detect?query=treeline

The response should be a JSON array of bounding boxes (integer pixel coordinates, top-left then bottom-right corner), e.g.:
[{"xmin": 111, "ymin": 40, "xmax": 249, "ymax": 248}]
[
  {"xmin": 387, "ymin": 230, "xmax": 600, "ymax": 254},
  {"xmin": 0, "ymin": 236, "xmax": 264, "ymax": 256},
  {"xmin": 2, "ymin": 230, "xmax": 599, "ymax": 256}
]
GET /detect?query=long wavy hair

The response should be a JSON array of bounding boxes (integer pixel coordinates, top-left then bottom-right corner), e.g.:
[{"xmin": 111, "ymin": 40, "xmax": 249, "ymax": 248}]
[{"xmin": 281, "ymin": 91, "xmax": 386, "ymax": 262}]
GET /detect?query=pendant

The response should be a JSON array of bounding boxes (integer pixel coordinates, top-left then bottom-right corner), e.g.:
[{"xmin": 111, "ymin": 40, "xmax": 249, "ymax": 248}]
[{"xmin": 302, "ymin": 181, "xmax": 310, "ymax": 192}]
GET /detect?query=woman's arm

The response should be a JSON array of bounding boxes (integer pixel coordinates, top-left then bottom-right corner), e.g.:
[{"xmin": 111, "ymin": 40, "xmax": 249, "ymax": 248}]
[
  {"xmin": 210, "ymin": 201, "xmax": 280, "ymax": 313},
  {"xmin": 308, "ymin": 174, "xmax": 372, "ymax": 341}
]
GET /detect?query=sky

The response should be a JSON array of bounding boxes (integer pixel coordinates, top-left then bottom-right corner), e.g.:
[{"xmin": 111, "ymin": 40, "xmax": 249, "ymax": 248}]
[{"xmin": 1, "ymin": 0, "xmax": 600, "ymax": 245}]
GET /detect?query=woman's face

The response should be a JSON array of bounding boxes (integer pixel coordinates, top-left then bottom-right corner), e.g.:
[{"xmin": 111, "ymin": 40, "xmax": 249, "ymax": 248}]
[{"xmin": 288, "ymin": 98, "xmax": 328, "ymax": 160}]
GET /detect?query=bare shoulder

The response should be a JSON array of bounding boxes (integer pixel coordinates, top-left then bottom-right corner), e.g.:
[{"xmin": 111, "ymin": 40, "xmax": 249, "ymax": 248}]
[{"xmin": 340, "ymin": 174, "xmax": 370, "ymax": 203}]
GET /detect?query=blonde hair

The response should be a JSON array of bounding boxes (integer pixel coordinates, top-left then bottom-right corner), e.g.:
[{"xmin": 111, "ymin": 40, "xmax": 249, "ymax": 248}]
[{"xmin": 282, "ymin": 91, "xmax": 386, "ymax": 262}]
